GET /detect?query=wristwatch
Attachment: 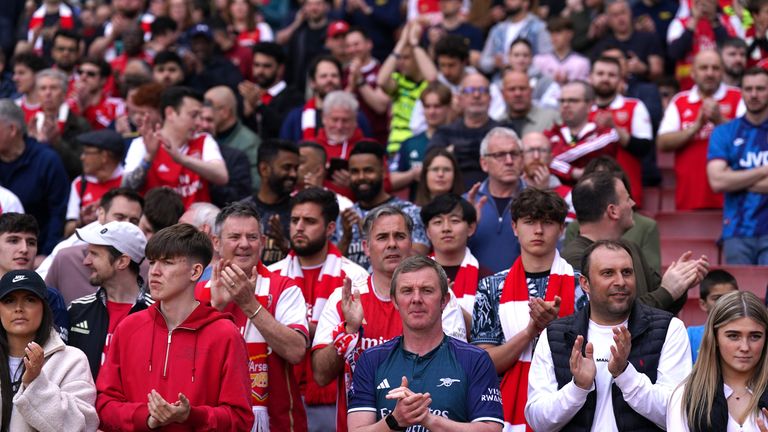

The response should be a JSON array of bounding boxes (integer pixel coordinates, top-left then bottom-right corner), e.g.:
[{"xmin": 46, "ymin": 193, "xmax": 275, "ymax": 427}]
[{"xmin": 385, "ymin": 413, "xmax": 407, "ymax": 431}]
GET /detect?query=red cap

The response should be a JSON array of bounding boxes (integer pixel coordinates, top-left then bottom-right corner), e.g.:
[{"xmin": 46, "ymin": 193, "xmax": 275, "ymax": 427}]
[{"xmin": 327, "ymin": 20, "xmax": 350, "ymax": 38}]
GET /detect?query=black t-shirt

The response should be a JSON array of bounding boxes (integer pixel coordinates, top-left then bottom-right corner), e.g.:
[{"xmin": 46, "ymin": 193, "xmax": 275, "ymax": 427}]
[
  {"xmin": 592, "ymin": 31, "xmax": 662, "ymax": 67},
  {"xmin": 240, "ymin": 195, "xmax": 291, "ymax": 266}
]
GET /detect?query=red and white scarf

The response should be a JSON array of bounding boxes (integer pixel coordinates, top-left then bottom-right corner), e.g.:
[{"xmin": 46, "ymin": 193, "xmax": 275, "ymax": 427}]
[
  {"xmin": 277, "ymin": 243, "xmax": 345, "ymax": 323},
  {"xmin": 28, "ymin": 3, "xmax": 74, "ymax": 54},
  {"xmin": 33, "ymin": 102, "xmax": 70, "ymax": 136},
  {"xmin": 498, "ymin": 251, "xmax": 575, "ymax": 432},
  {"xmin": 429, "ymin": 248, "xmax": 479, "ymax": 316},
  {"xmin": 301, "ymin": 98, "xmax": 318, "ymax": 140}
]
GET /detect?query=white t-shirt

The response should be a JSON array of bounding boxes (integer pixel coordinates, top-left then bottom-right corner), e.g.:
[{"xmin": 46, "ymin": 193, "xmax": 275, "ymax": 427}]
[
  {"xmin": 667, "ymin": 383, "xmax": 768, "ymax": 431},
  {"xmin": 588, "ymin": 319, "xmax": 629, "ymax": 432}
]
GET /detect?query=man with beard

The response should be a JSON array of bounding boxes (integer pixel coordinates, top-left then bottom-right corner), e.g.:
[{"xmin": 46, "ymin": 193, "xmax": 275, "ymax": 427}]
[
  {"xmin": 268, "ymin": 188, "xmax": 368, "ymax": 432},
  {"xmin": 544, "ymin": 81, "xmax": 620, "ymax": 184},
  {"xmin": 332, "ymin": 141, "xmax": 429, "ymax": 269},
  {"xmin": 240, "ymin": 42, "xmax": 304, "ymax": 140},
  {"xmin": 313, "ymin": 205, "xmax": 466, "ymax": 432},
  {"xmin": 707, "ymin": 67, "xmax": 768, "ymax": 265},
  {"xmin": 588, "ymin": 56, "xmax": 653, "ymax": 207},
  {"xmin": 50, "ymin": 30, "xmax": 80, "ymax": 83},
  {"xmin": 721, "ymin": 37, "xmax": 748, "ymax": 87},
  {"xmin": 67, "ymin": 221, "xmax": 150, "ymax": 379},
  {"xmin": 658, "ymin": 49, "xmax": 744, "ymax": 210},
  {"xmin": 27, "ymin": 68, "xmax": 91, "ymax": 181},
  {"xmin": 521, "ymin": 132, "xmax": 575, "ymax": 223},
  {"xmin": 241, "ymin": 139, "xmax": 299, "ymax": 266},
  {"xmin": 88, "ymin": 0, "xmax": 144, "ymax": 62},
  {"xmin": 525, "ymin": 240, "xmax": 691, "ymax": 431},
  {"xmin": 280, "ymin": 55, "xmax": 371, "ymax": 142},
  {"xmin": 151, "ymin": 51, "xmax": 186, "ymax": 88},
  {"xmin": 122, "ymin": 86, "xmax": 229, "ymax": 208},
  {"xmin": 185, "ymin": 24, "xmax": 243, "ymax": 95}
]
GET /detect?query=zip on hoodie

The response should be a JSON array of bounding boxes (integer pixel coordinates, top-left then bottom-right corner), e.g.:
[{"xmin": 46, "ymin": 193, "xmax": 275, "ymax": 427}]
[{"xmin": 162, "ymin": 327, "xmax": 194, "ymax": 378}]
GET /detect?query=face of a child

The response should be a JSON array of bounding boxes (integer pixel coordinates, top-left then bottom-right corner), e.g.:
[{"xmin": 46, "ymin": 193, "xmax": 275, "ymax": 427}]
[{"xmin": 700, "ymin": 283, "xmax": 738, "ymax": 313}]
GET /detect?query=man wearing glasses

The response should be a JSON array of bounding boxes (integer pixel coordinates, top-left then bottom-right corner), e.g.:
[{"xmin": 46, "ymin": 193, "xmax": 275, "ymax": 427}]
[
  {"xmin": 464, "ymin": 127, "xmax": 525, "ymax": 273},
  {"xmin": 71, "ymin": 57, "xmax": 126, "ymax": 131},
  {"xmin": 544, "ymin": 81, "xmax": 620, "ymax": 184},
  {"xmin": 428, "ymin": 72, "xmax": 501, "ymax": 188}
]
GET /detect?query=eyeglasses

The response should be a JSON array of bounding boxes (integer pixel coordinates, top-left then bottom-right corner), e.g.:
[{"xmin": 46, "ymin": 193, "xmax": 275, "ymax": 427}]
[
  {"xmin": 523, "ymin": 148, "xmax": 551, "ymax": 155},
  {"xmin": 484, "ymin": 150, "xmax": 522, "ymax": 161},
  {"xmin": 558, "ymin": 98, "xmax": 586, "ymax": 105},
  {"xmin": 78, "ymin": 69, "xmax": 99, "ymax": 78},
  {"xmin": 460, "ymin": 86, "xmax": 490, "ymax": 95}
]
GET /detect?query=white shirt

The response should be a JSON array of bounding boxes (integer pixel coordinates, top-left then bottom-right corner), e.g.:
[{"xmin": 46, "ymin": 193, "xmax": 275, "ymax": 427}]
[
  {"xmin": 123, "ymin": 133, "xmax": 223, "ymax": 173},
  {"xmin": 525, "ymin": 316, "xmax": 692, "ymax": 432},
  {"xmin": 667, "ymin": 383, "xmax": 768, "ymax": 431}
]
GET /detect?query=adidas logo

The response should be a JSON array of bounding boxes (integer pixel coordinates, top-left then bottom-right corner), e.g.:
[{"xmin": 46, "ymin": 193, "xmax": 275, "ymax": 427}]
[
  {"xmin": 71, "ymin": 321, "xmax": 90, "ymax": 335},
  {"xmin": 12, "ymin": 275, "xmax": 27, "ymax": 283},
  {"xmin": 376, "ymin": 379, "xmax": 391, "ymax": 390},
  {"xmin": 158, "ymin": 164, "xmax": 171, "ymax": 173}
]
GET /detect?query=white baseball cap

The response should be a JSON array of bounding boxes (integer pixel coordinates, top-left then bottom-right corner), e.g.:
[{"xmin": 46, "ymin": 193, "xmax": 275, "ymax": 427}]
[{"xmin": 76, "ymin": 221, "xmax": 147, "ymax": 264}]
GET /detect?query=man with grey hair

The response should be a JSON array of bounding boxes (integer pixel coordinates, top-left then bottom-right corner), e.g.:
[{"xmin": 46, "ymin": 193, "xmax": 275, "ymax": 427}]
[
  {"xmin": 28, "ymin": 68, "xmax": 91, "ymax": 180},
  {"xmin": 544, "ymin": 80, "xmax": 620, "ymax": 184},
  {"xmin": 180, "ymin": 202, "xmax": 222, "ymax": 292},
  {"xmin": 204, "ymin": 86, "xmax": 261, "ymax": 193},
  {"xmin": 428, "ymin": 72, "xmax": 501, "ymax": 188},
  {"xmin": 313, "ymin": 206, "xmax": 466, "ymax": 432},
  {"xmin": 463, "ymin": 126, "xmax": 526, "ymax": 273},
  {"xmin": 348, "ymin": 255, "xmax": 504, "ymax": 431},
  {"xmin": 0, "ymin": 99, "xmax": 69, "ymax": 255}
]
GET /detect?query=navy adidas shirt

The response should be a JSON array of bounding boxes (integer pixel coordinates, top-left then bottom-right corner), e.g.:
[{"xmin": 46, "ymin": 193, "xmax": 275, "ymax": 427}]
[{"xmin": 348, "ymin": 335, "xmax": 503, "ymax": 428}]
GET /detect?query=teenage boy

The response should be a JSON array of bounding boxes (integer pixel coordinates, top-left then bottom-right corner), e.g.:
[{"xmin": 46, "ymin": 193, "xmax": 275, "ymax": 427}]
[
  {"xmin": 687, "ymin": 269, "xmax": 739, "ymax": 363},
  {"xmin": 95, "ymin": 224, "xmax": 254, "ymax": 431}
]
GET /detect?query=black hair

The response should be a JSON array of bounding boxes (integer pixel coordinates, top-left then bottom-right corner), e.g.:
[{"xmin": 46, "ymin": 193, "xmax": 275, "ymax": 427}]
[
  {"xmin": 252, "ymin": 42, "xmax": 286, "ymax": 65},
  {"xmin": 700, "ymin": 269, "xmax": 739, "ymax": 300},
  {"xmin": 509, "ymin": 37, "xmax": 533, "ymax": 53},
  {"xmin": 257, "ymin": 139, "xmax": 299, "ymax": 165},
  {"xmin": 349, "ymin": 139, "xmax": 386, "ymax": 162},
  {"xmin": 150, "ymin": 16, "xmax": 178, "ymax": 36},
  {"xmin": 743, "ymin": 66, "xmax": 768, "ymax": 83},
  {"xmin": 52, "ymin": 29, "xmax": 81, "ymax": 46},
  {"xmin": 420, "ymin": 193, "xmax": 477, "ymax": 226},
  {"xmin": 105, "ymin": 245, "xmax": 142, "ymax": 275},
  {"xmin": 572, "ymin": 171, "xmax": 619, "ymax": 224},
  {"xmin": 722, "ymin": 36, "xmax": 748, "ymax": 51},
  {"xmin": 100, "ymin": 188, "xmax": 145, "ymax": 212},
  {"xmin": 346, "ymin": 25, "xmax": 370, "ymax": 40},
  {"xmin": 510, "ymin": 188, "xmax": 568, "ymax": 224},
  {"xmin": 78, "ymin": 56, "xmax": 112, "ymax": 78},
  {"xmin": 298, "ymin": 141, "xmax": 328, "ymax": 164},
  {"xmin": 593, "ymin": 55, "xmax": 622, "ymax": 72},
  {"xmin": 153, "ymin": 51, "xmax": 184, "ymax": 69},
  {"xmin": 290, "ymin": 187, "xmax": 340, "ymax": 225},
  {"xmin": 0, "ymin": 213, "xmax": 39, "ymax": 236},
  {"xmin": 11, "ymin": 52, "xmax": 46, "ymax": 73},
  {"xmin": 143, "ymin": 187, "xmax": 185, "ymax": 233},
  {"xmin": 145, "ymin": 223, "xmax": 213, "ymax": 267},
  {"xmin": 581, "ymin": 239, "xmax": 633, "ymax": 281},
  {"xmin": 582, "ymin": 155, "xmax": 632, "ymax": 196},
  {"xmin": 159, "ymin": 86, "xmax": 203, "ymax": 120},
  {"xmin": 434, "ymin": 34, "xmax": 470, "ymax": 62},
  {"xmin": 308, "ymin": 54, "xmax": 342, "ymax": 81}
]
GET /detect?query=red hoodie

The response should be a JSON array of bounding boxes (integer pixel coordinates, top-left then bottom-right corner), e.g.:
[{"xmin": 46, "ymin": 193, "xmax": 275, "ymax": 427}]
[{"xmin": 96, "ymin": 303, "xmax": 254, "ymax": 431}]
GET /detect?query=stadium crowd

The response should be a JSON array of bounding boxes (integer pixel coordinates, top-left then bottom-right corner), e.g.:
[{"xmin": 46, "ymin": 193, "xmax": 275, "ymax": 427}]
[{"xmin": 0, "ymin": 0, "xmax": 767, "ymax": 429}]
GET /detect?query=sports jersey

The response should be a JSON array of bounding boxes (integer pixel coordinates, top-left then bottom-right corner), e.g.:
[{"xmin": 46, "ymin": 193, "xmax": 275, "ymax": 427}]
[
  {"xmin": 387, "ymin": 72, "xmax": 428, "ymax": 154},
  {"xmin": 588, "ymin": 95, "xmax": 653, "ymax": 206},
  {"xmin": 667, "ymin": 16, "xmax": 738, "ymax": 90},
  {"xmin": 74, "ymin": 94, "xmax": 126, "ymax": 130},
  {"xmin": 66, "ymin": 166, "xmax": 124, "ymax": 221},
  {"xmin": 196, "ymin": 262, "xmax": 309, "ymax": 432},
  {"xmin": 658, "ymin": 84, "xmax": 744, "ymax": 210},
  {"xmin": 347, "ymin": 335, "xmax": 504, "ymax": 427},
  {"xmin": 312, "ymin": 275, "xmax": 467, "ymax": 432},
  {"xmin": 15, "ymin": 95, "xmax": 41, "ymax": 124},
  {"xmin": 330, "ymin": 196, "xmax": 429, "ymax": 270},
  {"xmin": 708, "ymin": 116, "xmax": 768, "ymax": 239},
  {"xmin": 546, "ymin": 122, "xmax": 621, "ymax": 184},
  {"xmin": 124, "ymin": 133, "xmax": 223, "ymax": 208}
]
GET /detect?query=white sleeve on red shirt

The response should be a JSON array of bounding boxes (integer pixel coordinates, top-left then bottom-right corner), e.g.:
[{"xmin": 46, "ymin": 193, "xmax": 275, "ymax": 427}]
[
  {"xmin": 200, "ymin": 133, "xmax": 224, "ymax": 162},
  {"xmin": 441, "ymin": 290, "xmax": 467, "ymax": 341},
  {"xmin": 66, "ymin": 181, "xmax": 80, "ymax": 221},
  {"xmin": 657, "ymin": 100, "xmax": 682, "ymax": 136},
  {"xmin": 275, "ymin": 281, "xmax": 309, "ymax": 341},
  {"xmin": 257, "ymin": 22, "xmax": 274, "ymax": 42},
  {"xmin": 124, "ymin": 137, "xmax": 148, "ymax": 172},
  {"xmin": 312, "ymin": 287, "xmax": 343, "ymax": 350},
  {"xmin": 631, "ymin": 100, "xmax": 653, "ymax": 140},
  {"xmin": 667, "ymin": 18, "xmax": 685, "ymax": 44}
]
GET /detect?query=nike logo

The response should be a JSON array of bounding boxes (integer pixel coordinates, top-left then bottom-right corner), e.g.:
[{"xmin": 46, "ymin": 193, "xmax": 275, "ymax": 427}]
[{"xmin": 12, "ymin": 275, "xmax": 27, "ymax": 283}]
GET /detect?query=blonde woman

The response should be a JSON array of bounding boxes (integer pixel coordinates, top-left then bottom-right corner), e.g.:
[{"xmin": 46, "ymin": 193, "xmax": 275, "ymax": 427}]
[{"xmin": 667, "ymin": 291, "xmax": 768, "ymax": 431}]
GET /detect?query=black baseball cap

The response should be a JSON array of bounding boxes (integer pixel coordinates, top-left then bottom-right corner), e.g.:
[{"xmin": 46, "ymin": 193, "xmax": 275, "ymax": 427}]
[
  {"xmin": 0, "ymin": 270, "xmax": 47, "ymax": 301},
  {"xmin": 77, "ymin": 129, "xmax": 125, "ymax": 156}
]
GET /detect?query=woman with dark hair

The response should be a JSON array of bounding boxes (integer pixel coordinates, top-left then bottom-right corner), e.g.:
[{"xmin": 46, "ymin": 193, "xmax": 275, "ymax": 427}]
[
  {"xmin": 223, "ymin": 0, "xmax": 274, "ymax": 48},
  {"xmin": 0, "ymin": 270, "xmax": 97, "ymax": 431},
  {"xmin": 667, "ymin": 291, "xmax": 768, "ymax": 431},
  {"xmin": 414, "ymin": 147, "xmax": 464, "ymax": 206}
]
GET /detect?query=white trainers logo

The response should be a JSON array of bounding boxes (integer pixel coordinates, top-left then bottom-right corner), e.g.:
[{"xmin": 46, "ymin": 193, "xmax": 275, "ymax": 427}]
[
  {"xmin": 437, "ymin": 378, "xmax": 461, "ymax": 387},
  {"xmin": 12, "ymin": 275, "xmax": 27, "ymax": 283},
  {"xmin": 376, "ymin": 379, "xmax": 391, "ymax": 390}
]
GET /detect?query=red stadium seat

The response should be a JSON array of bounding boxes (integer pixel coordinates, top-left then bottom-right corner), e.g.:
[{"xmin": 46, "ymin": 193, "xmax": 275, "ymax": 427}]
[
  {"xmin": 659, "ymin": 189, "xmax": 676, "ymax": 212},
  {"xmin": 660, "ymin": 167, "xmax": 676, "ymax": 190},
  {"xmin": 657, "ymin": 149, "xmax": 674, "ymax": 170},
  {"xmin": 655, "ymin": 211, "xmax": 722, "ymax": 240},
  {"xmin": 640, "ymin": 187, "xmax": 660, "ymax": 216},
  {"xmin": 660, "ymin": 238, "xmax": 720, "ymax": 267}
]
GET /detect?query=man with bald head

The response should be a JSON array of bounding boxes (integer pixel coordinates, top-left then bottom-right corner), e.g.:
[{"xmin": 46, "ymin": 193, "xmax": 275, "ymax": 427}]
[
  {"xmin": 428, "ymin": 73, "xmax": 501, "ymax": 188},
  {"xmin": 497, "ymin": 69, "xmax": 559, "ymax": 137},
  {"xmin": 657, "ymin": 50, "xmax": 745, "ymax": 210},
  {"xmin": 204, "ymin": 86, "xmax": 261, "ymax": 193}
]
